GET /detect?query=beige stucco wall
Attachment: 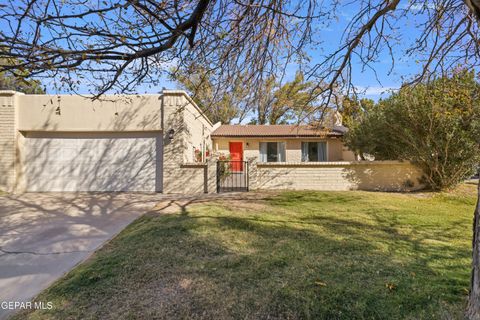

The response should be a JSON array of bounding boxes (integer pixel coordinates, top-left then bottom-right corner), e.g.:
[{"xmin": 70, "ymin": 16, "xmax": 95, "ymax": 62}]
[
  {"xmin": 213, "ymin": 137, "xmax": 355, "ymax": 162},
  {"xmin": 182, "ymin": 95, "xmax": 216, "ymax": 163},
  {"xmin": 249, "ymin": 160, "xmax": 424, "ymax": 191},
  {"xmin": 1, "ymin": 90, "xmax": 214, "ymax": 194},
  {"xmin": 11, "ymin": 93, "xmax": 166, "ymax": 193},
  {"xmin": 17, "ymin": 94, "xmax": 162, "ymax": 131},
  {"xmin": 342, "ymin": 144, "xmax": 357, "ymax": 161}
]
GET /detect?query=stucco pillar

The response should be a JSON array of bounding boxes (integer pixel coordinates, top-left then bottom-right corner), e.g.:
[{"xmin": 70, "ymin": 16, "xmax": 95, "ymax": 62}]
[
  {"xmin": 247, "ymin": 157, "xmax": 259, "ymax": 190},
  {"xmin": 205, "ymin": 156, "xmax": 218, "ymax": 194}
]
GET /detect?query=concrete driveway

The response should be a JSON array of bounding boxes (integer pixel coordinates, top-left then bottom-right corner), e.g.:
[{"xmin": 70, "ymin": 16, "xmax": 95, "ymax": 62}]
[{"xmin": 0, "ymin": 192, "xmax": 164, "ymax": 319}]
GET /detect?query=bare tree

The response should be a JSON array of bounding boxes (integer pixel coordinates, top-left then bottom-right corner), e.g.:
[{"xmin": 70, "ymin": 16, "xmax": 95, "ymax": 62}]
[
  {"xmin": 0, "ymin": 0, "xmax": 316, "ymax": 96},
  {"xmin": 1, "ymin": 1, "xmax": 479, "ymax": 97},
  {"xmin": 2, "ymin": 0, "xmax": 480, "ymax": 318}
]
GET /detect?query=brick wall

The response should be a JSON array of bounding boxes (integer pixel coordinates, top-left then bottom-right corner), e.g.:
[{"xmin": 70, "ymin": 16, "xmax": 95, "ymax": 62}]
[
  {"xmin": 161, "ymin": 92, "xmax": 214, "ymax": 194},
  {"xmin": 249, "ymin": 160, "xmax": 424, "ymax": 191},
  {"xmin": 0, "ymin": 92, "xmax": 17, "ymax": 192}
]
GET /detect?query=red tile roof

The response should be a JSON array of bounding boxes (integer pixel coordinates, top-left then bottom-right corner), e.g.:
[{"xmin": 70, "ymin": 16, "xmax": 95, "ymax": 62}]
[{"xmin": 211, "ymin": 125, "xmax": 346, "ymax": 137}]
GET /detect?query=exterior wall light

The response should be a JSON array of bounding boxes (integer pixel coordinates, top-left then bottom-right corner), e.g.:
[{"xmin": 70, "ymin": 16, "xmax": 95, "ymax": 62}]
[{"xmin": 168, "ymin": 128, "xmax": 175, "ymax": 141}]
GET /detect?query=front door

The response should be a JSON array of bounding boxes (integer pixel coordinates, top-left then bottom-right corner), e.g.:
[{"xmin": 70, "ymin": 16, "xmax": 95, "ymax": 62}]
[{"xmin": 229, "ymin": 142, "xmax": 243, "ymax": 172}]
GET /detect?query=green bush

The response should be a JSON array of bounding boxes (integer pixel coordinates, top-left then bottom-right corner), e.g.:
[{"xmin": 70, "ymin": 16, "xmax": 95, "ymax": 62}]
[{"xmin": 346, "ymin": 71, "xmax": 480, "ymax": 190}]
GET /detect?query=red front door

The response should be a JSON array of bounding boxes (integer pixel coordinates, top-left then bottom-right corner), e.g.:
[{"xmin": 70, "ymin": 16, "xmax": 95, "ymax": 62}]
[{"xmin": 229, "ymin": 142, "xmax": 243, "ymax": 172}]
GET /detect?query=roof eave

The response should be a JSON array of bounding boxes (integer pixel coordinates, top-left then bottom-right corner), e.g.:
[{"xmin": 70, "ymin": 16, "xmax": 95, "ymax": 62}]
[{"xmin": 211, "ymin": 134, "xmax": 343, "ymax": 138}]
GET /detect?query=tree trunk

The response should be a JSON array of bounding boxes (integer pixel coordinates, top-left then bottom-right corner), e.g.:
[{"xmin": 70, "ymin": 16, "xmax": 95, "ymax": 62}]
[{"xmin": 466, "ymin": 167, "xmax": 480, "ymax": 320}]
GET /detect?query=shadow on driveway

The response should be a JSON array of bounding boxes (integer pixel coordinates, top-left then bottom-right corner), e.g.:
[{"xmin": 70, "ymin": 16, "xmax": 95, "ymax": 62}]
[{"xmin": 0, "ymin": 192, "xmax": 166, "ymax": 320}]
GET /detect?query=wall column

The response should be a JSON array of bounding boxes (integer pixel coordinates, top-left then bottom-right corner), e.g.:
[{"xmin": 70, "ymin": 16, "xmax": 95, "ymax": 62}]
[
  {"xmin": 205, "ymin": 157, "xmax": 217, "ymax": 194},
  {"xmin": 247, "ymin": 157, "xmax": 259, "ymax": 190},
  {"xmin": 0, "ymin": 91, "xmax": 20, "ymax": 192}
]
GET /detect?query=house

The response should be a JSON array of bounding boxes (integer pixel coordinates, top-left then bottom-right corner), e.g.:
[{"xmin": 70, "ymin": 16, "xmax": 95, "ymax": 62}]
[
  {"xmin": 211, "ymin": 124, "xmax": 424, "ymax": 191},
  {"xmin": 0, "ymin": 90, "xmax": 217, "ymax": 193},
  {"xmin": 0, "ymin": 90, "xmax": 424, "ymax": 194},
  {"xmin": 211, "ymin": 124, "xmax": 357, "ymax": 163}
]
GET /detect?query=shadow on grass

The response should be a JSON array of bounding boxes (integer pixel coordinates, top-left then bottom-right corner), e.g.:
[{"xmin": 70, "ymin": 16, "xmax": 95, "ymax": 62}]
[{"xmin": 16, "ymin": 193, "xmax": 472, "ymax": 320}]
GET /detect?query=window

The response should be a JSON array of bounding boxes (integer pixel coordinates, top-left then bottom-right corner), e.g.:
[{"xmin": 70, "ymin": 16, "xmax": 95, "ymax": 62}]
[
  {"xmin": 302, "ymin": 142, "xmax": 327, "ymax": 162},
  {"xmin": 259, "ymin": 142, "xmax": 286, "ymax": 162}
]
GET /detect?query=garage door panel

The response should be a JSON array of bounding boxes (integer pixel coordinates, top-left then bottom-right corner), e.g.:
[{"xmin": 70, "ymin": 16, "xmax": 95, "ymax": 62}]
[
  {"xmin": 24, "ymin": 132, "xmax": 162, "ymax": 192},
  {"xmin": 61, "ymin": 147, "xmax": 78, "ymax": 161}
]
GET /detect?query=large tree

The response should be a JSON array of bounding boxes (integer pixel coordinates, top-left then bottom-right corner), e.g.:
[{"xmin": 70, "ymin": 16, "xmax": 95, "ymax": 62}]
[
  {"xmin": 340, "ymin": 97, "xmax": 374, "ymax": 130},
  {"xmin": 2, "ymin": 0, "xmax": 480, "ymax": 318},
  {"xmin": 172, "ymin": 65, "xmax": 247, "ymax": 124},
  {"xmin": 346, "ymin": 71, "xmax": 480, "ymax": 190},
  {"xmin": 175, "ymin": 69, "xmax": 322, "ymax": 124},
  {"xmin": 0, "ymin": 59, "xmax": 44, "ymax": 93},
  {"xmin": 253, "ymin": 72, "xmax": 320, "ymax": 124}
]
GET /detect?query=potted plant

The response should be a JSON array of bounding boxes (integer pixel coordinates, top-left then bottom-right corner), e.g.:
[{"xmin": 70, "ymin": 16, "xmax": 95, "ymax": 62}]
[{"xmin": 194, "ymin": 148, "xmax": 203, "ymax": 162}]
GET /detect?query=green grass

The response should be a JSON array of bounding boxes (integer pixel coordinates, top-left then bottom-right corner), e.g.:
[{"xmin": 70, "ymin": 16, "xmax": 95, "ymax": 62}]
[{"xmin": 15, "ymin": 186, "xmax": 478, "ymax": 320}]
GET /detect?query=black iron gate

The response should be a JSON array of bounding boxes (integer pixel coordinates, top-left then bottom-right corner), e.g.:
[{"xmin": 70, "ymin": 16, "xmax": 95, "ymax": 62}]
[{"xmin": 217, "ymin": 161, "xmax": 249, "ymax": 193}]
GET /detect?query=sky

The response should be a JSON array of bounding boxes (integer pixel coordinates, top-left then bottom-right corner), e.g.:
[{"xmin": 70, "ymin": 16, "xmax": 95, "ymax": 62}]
[
  {"xmin": 301, "ymin": 2, "xmax": 426, "ymax": 101},
  {"xmin": 130, "ymin": 1, "xmax": 428, "ymax": 102},
  {"xmin": 3, "ymin": 1, "xmax": 438, "ymax": 101}
]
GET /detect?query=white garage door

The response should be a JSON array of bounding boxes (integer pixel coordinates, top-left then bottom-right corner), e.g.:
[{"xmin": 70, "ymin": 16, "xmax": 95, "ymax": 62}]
[{"xmin": 24, "ymin": 132, "xmax": 162, "ymax": 192}]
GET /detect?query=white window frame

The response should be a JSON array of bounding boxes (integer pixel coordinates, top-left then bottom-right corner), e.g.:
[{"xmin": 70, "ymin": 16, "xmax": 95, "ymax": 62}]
[
  {"xmin": 259, "ymin": 141, "xmax": 286, "ymax": 163},
  {"xmin": 301, "ymin": 141, "xmax": 328, "ymax": 162}
]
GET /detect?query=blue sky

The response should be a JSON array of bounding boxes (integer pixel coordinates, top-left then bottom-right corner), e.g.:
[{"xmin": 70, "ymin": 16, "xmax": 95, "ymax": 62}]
[
  {"xmin": 152, "ymin": 1, "xmax": 427, "ymax": 101},
  {"xmin": 5, "ymin": 1, "xmax": 433, "ymax": 101},
  {"xmin": 302, "ymin": 2, "xmax": 426, "ymax": 101}
]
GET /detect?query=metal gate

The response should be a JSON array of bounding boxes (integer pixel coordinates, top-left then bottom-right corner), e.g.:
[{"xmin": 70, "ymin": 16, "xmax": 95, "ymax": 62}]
[{"xmin": 217, "ymin": 161, "xmax": 249, "ymax": 192}]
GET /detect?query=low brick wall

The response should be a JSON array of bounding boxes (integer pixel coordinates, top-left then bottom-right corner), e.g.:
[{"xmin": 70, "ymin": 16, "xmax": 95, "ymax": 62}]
[
  {"xmin": 249, "ymin": 160, "xmax": 424, "ymax": 192},
  {"xmin": 163, "ymin": 163, "xmax": 207, "ymax": 193}
]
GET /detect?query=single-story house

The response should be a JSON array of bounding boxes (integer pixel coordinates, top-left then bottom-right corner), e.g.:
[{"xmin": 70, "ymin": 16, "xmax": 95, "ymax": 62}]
[
  {"xmin": 0, "ymin": 90, "xmax": 424, "ymax": 194},
  {"xmin": 211, "ymin": 124, "xmax": 356, "ymax": 163},
  {"xmin": 211, "ymin": 124, "xmax": 424, "ymax": 191}
]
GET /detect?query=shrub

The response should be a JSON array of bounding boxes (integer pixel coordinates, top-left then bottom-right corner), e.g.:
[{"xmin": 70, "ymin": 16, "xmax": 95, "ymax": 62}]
[{"xmin": 345, "ymin": 71, "xmax": 480, "ymax": 190}]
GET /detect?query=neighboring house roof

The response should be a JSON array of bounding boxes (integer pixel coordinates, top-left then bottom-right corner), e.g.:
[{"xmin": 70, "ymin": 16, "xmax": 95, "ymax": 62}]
[{"xmin": 211, "ymin": 125, "xmax": 347, "ymax": 138}]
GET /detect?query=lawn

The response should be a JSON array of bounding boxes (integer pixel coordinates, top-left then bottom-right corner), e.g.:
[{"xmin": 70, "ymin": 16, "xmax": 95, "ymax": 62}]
[{"xmin": 15, "ymin": 186, "xmax": 477, "ymax": 320}]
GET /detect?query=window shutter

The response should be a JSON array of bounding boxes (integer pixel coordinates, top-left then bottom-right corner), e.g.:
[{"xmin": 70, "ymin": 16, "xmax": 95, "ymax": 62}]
[
  {"xmin": 318, "ymin": 142, "xmax": 327, "ymax": 161},
  {"xmin": 278, "ymin": 142, "xmax": 286, "ymax": 162},
  {"xmin": 259, "ymin": 142, "xmax": 267, "ymax": 162}
]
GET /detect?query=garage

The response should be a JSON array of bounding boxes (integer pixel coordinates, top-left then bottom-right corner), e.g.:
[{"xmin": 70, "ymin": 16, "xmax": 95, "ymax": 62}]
[{"xmin": 23, "ymin": 132, "xmax": 163, "ymax": 192}]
